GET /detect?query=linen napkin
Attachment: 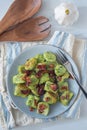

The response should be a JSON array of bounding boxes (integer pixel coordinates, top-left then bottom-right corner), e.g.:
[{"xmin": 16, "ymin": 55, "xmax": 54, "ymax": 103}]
[{"xmin": 0, "ymin": 31, "xmax": 87, "ymax": 130}]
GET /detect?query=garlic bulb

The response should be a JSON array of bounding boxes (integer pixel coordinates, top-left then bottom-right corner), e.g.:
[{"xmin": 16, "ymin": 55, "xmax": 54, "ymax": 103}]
[{"xmin": 54, "ymin": 2, "xmax": 79, "ymax": 26}]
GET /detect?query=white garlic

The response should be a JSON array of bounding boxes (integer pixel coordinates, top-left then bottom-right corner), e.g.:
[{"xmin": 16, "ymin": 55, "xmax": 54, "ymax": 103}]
[{"xmin": 54, "ymin": 2, "xmax": 79, "ymax": 26}]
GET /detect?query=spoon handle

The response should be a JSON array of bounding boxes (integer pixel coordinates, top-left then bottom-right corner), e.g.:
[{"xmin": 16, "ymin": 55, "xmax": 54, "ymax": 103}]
[
  {"xmin": 0, "ymin": 15, "xmax": 14, "ymax": 34},
  {"xmin": 0, "ymin": 0, "xmax": 42, "ymax": 35},
  {"xmin": 0, "ymin": 28, "xmax": 17, "ymax": 41}
]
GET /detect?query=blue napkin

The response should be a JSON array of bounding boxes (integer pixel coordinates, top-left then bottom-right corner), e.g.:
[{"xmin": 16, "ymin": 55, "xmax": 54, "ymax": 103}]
[{"xmin": 0, "ymin": 31, "xmax": 87, "ymax": 129}]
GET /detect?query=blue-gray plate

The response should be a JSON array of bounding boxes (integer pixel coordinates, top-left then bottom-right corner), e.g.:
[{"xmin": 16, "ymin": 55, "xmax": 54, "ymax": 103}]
[{"xmin": 6, "ymin": 44, "xmax": 80, "ymax": 119}]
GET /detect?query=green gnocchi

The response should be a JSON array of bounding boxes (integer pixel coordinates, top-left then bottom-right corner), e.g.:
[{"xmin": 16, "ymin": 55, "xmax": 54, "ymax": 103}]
[{"xmin": 13, "ymin": 52, "xmax": 74, "ymax": 116}]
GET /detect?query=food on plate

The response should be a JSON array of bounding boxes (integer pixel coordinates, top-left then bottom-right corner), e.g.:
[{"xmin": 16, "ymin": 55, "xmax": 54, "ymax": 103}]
[
  {"xmin": 44, "ymin": 81, "xmax": 58, "ymax": 94},
  {"xmin": 26, "ymin": 95, "xmax": 40, "ymax": 109},
  {"xmin": 43, "ymin": 92, "xmax": 58, "ymax": 104},
  {"xmin": 54, "ymin": 2, "xmax": 79, "ymax": 26},
  {"xmin": 12, "ymin": 51, "xmax": 74, "ymax": 116},
  {"xmin": 56, "ymin": 71, "xmax": 70, "ymax": 82},
  {"xmin": 25, "ymin": 58, "xmax": 37, "ymax": 70},
  {"xmin": 26, "ymin": 75, "xmax": 39, "ymax": 86},
  {"xmin": 58, "ymin": 81, "xmax": 69, "ymax": 93},
  {"xmin": 55, "ymin": 64, "xmax": 66, "ymax": 76},
  {"xmin": 37, "ymin": 102, "xmax": 49, "ymax": 116},
  {"xmin": 43, "ymin": 52, "xmax": 56, "ymax": 62},
  {"xmin": 13, "ymin": 73, "xmax": 26, "ymax": 84},
  {"xmin": 18, "ymin": 65, "xmax": 25, "ymax": 73},
  {"xmin": 28, "ymin": 85, "xmax": 39, "ymax": 96},
  {"xmin": 60, "ymin": 91, "xmax": 74, "ymax": 106},
  {"xmin": 39, "ymin": 73, "xmax": 50, "ymax": 84},
  {"xmin": 35, "ymin": 54, "xmax": 45, "ymax": 63},
  {"xmin": 14, "ymin": 84, "xmax": 31, "ymax": 97}
]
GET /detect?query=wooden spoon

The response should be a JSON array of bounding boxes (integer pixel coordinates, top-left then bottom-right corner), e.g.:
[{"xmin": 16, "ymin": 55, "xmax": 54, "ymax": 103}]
[
  {"xmin": 0, "ymin": 16, "xmax": 51, "ymax": 41},
  {"xmin": 0, "ymin": 0, "xmax": 42, "ymax": 34}
]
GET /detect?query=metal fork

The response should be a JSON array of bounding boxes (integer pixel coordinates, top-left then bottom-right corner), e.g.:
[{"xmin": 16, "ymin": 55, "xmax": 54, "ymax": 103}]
[{"xmin": 56, "ymin": 49, "xmax": 87, "ymax": 99}]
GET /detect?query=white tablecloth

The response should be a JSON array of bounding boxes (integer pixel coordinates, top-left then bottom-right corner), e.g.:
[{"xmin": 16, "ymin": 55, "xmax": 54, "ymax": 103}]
[{"xmin": 0, "ymin": 31, "xmax": 87, "ymax": 129}]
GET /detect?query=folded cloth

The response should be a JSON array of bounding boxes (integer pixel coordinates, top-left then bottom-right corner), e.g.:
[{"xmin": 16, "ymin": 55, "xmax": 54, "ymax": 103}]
[{"xmin": 0, "ymin": 31, "xmax": 87, "ymax": 130}]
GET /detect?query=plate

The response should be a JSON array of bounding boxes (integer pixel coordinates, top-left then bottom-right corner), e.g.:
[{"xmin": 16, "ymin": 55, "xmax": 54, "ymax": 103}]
[{"xmin": 6, "ymin": 45, "xmax": 80, "ymax": 119}]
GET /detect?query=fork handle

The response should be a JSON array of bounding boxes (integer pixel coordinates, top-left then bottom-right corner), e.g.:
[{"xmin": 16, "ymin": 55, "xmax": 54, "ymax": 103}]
[{"xmin": 73, "ymin": 73, "xmax": 87, "ymax": 99}]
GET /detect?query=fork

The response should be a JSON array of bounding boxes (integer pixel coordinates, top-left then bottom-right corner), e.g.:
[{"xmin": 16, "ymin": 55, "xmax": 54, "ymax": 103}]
[{"xmin": 56, "ymin": 49, "xmax": 87, "ymax": 99}]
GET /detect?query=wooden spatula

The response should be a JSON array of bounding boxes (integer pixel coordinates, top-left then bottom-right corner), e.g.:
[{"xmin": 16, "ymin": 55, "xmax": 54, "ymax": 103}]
[
  {"xmin": 0, "ymin": 16, "xmax": 51, "ymax": 41},
  {"xmin": 0, "ymin": 0, "xmax": 42, "ymax": 34}
]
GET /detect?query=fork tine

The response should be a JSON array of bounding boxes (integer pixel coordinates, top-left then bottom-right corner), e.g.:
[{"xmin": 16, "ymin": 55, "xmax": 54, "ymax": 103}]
[
  {"xmin": 58, "ymin": 50, "xmax": 67, "ymax": 62},
  {"xmin": 56, "ymin": 52, "xmax": 63, "ymax": 64},
  {"xmin": 56, "ymin": 49, "xmax": 67, "ymax": 64}
]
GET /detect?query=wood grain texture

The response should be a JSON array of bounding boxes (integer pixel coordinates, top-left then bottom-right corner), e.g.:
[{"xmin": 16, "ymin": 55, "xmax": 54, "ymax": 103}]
[
  {"xmin": 0, "ymin": 0, "xmax": 42, "ymax": 34},
  {"xmin": 0, "ymin": 16, "xmax": 51, "ymax": 41}
]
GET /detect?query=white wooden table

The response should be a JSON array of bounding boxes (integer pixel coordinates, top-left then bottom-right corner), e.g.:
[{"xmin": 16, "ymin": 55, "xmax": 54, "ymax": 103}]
[
  {"xmin": 0, "ymin": 0, "xmax": 87, "ymax": 130},
  {"xmin": 1, "ymin": 0, "xmax": 87, "ymax": 39}
]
